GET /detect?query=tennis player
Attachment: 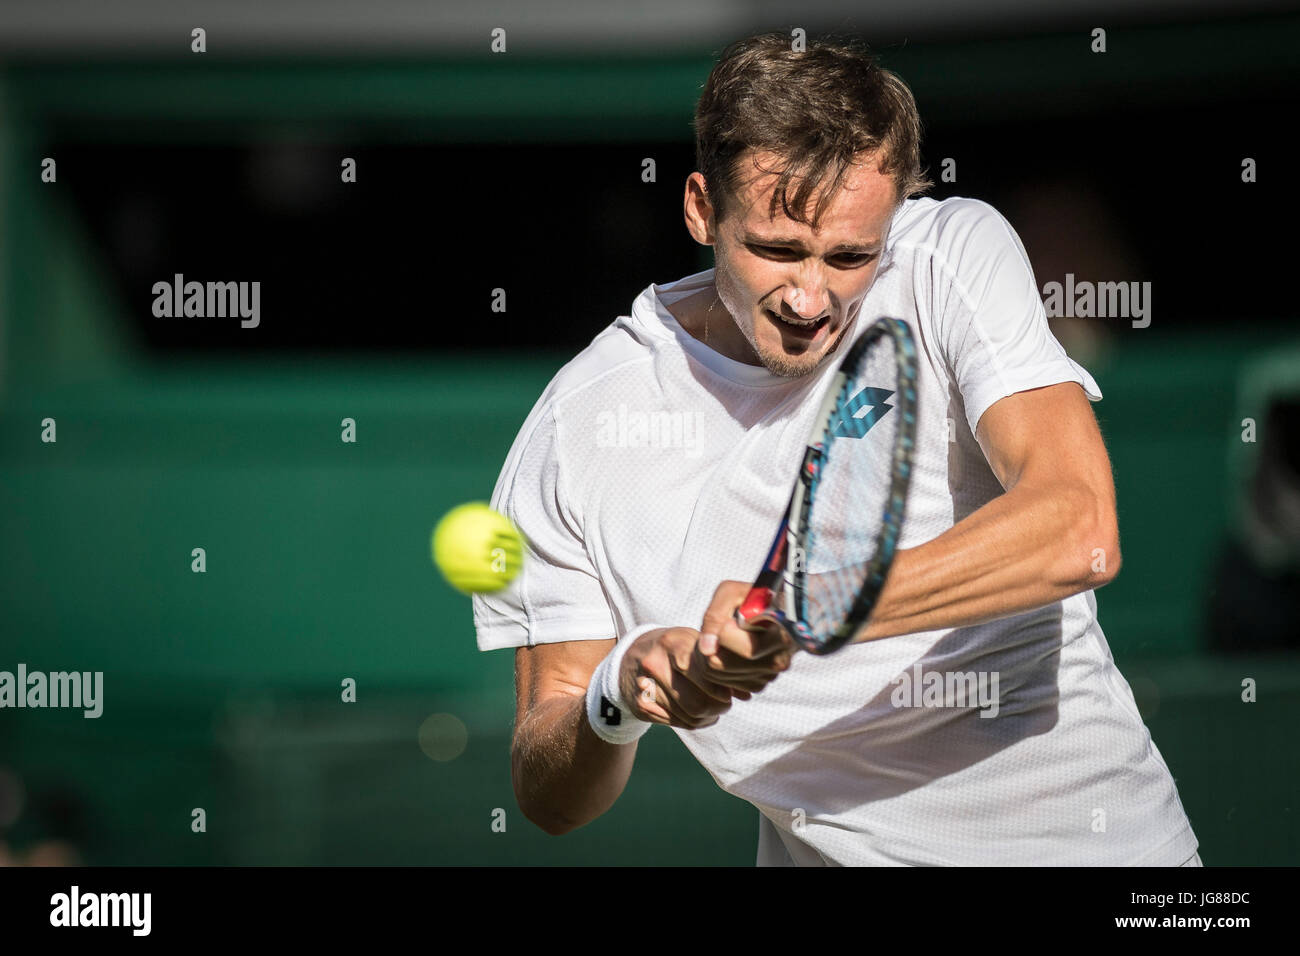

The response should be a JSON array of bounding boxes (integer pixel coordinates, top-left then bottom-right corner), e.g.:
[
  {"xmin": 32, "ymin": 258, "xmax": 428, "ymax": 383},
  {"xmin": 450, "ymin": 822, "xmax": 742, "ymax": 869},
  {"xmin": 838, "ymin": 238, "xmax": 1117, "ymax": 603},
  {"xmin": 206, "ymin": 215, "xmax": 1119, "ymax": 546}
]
[{"xmin": 474, "ymin": 32, "xmax": 1200, "ymax": 866}]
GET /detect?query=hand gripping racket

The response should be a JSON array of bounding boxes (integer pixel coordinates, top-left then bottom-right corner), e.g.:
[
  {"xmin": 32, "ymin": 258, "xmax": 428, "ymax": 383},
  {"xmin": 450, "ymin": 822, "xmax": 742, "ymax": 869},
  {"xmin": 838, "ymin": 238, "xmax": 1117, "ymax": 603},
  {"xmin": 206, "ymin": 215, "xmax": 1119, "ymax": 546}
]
[{"xmin": 736, "ymin": 316, "xmax": 918, "ymax": 655}]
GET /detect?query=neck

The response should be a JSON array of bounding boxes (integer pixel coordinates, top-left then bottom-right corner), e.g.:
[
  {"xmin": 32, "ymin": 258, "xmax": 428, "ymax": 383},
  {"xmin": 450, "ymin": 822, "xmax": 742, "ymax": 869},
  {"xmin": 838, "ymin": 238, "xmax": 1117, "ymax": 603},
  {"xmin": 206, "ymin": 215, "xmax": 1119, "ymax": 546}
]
[{"xmin": 671, "ymin": 286, "xmax": 761, "ymax": 366}]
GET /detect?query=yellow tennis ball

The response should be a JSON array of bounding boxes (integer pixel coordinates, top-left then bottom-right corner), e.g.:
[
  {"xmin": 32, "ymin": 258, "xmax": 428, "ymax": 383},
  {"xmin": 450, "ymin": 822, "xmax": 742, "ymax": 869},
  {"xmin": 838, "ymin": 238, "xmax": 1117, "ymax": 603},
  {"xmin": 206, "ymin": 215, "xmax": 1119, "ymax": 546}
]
[{"xmin": 431, "ymin": 503, "xmax": 524, "ymax": 595}]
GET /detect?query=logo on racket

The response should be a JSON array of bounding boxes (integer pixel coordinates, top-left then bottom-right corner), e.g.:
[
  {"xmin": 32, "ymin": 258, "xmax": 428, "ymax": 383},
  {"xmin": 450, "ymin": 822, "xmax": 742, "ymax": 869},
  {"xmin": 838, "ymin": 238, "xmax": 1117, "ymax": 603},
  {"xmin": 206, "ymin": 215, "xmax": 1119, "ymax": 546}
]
[{"xmin": 831, "ymin": 386, "xmax": 894, "ymax": 439}]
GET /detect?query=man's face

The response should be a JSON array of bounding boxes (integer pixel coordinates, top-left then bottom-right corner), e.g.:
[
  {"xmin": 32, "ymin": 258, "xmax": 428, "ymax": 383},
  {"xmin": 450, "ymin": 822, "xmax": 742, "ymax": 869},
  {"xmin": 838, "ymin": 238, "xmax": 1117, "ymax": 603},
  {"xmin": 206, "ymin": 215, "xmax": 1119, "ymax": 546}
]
[{"xmin": 702, "ymin": 150, "xmax": 898, "ymax": 377}]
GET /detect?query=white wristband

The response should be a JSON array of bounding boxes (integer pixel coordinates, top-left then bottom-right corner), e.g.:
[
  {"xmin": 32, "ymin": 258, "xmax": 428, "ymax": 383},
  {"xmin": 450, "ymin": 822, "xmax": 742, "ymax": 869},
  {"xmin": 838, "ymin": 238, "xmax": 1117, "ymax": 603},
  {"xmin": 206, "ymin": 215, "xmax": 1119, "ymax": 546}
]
[{"xmin": 585, "ymin": 624, "xmax": 664, "ymax": 745}]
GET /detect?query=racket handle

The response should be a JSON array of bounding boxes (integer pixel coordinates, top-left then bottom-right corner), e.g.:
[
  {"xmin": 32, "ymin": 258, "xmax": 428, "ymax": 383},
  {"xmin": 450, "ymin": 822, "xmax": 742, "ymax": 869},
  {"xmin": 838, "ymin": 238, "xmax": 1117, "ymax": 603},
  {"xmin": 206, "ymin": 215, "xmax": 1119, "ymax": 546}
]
[
  {"xmin": 735, "ymin": 586, "xmax": 773, "ymax": 627},
  {"xmin": 736, "ymin": 588, "xmax": 798, "ymax": 648}
]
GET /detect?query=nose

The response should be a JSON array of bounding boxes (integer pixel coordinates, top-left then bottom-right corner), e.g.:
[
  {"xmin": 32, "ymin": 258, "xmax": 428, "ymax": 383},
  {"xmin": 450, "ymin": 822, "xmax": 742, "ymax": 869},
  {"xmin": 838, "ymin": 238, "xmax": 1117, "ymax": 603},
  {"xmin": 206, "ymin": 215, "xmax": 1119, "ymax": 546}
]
[{"xmin": 782, "ymin": 268, "xmax": 831, "ymax": 320}]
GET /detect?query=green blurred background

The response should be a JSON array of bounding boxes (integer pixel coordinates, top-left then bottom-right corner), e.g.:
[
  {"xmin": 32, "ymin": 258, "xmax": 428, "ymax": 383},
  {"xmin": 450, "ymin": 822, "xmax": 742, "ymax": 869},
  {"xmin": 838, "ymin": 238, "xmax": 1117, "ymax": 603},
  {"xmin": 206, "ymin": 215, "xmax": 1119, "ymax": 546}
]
[{"xmin": 1, "ymin": 5, "xmax": 1297, "ymax": 865}]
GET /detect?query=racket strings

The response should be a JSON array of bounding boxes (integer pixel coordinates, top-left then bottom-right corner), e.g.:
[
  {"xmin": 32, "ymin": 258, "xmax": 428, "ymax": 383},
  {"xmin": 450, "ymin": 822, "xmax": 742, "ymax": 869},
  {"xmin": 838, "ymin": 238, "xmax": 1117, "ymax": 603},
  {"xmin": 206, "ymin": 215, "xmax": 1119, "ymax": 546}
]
[{"xmin": 796, "ymin": 337, "xmax": 905, "ymax": 644}]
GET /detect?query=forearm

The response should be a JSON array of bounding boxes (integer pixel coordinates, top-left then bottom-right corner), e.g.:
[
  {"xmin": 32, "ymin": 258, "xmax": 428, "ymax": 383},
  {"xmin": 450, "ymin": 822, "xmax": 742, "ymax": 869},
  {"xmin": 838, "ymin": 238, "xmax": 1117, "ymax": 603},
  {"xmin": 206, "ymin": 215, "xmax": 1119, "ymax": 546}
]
[
  {"xmin": 858, "ymin": 479, "xmax": 1119, "ymax": 641},
  {"xmin": 511, "ymin": 692, "xmax": 639, "ymax": 835}
]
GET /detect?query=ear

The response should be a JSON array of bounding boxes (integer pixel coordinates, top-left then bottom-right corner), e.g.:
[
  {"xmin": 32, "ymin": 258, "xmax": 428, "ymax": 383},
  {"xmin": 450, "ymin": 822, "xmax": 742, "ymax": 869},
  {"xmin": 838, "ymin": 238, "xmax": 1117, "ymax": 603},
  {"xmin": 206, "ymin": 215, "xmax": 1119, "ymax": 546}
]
[{"xmin": 683, "ymin": 172, "xmax": 717, "ymax": 246}]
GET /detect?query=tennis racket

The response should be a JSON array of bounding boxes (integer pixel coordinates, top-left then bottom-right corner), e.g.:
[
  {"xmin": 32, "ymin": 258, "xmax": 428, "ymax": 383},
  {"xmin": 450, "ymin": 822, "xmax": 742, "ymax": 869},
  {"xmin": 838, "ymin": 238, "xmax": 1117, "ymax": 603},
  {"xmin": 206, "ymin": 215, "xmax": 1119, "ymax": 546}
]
[{"xmin": 735, "ymin": 316, "xmax": 918, "ymax": 655}]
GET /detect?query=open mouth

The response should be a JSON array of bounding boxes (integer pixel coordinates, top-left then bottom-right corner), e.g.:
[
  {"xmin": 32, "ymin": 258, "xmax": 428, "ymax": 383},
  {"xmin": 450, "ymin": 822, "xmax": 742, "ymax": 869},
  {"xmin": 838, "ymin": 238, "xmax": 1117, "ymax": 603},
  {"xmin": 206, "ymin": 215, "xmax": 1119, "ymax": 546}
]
[{"xmin": 767, "ymin": 309, "xmax": 830, "ymax": 341}]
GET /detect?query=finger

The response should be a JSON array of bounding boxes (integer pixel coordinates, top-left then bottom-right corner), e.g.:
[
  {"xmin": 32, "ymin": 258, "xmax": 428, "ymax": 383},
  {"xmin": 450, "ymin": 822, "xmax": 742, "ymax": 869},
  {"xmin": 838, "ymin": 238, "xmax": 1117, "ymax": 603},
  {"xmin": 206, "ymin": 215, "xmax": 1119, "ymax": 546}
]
[
  {"xmin": 641, "ymin": 642, "xmax": 737, "ymax": 727},
  {"xmin": 699, "ymin": 580, "xmax": 755, "ymax": 643},
  {"xmin": 699, "ymin": 675, "xmax": 779, "ymax": 697},
  {"xmin": 634, "ymin": 676, "xmax": 674, "ymax": 724},
  {"xmin": 641, "ymin": 664, "xmax": 721, "ymax": 729},
  {"xmin": 686, "ymin": 664, "xmax": 767, "ymax": 697},
  {"xmin": 671, "ymin": 651, "xmax": 737, "ymax": 705},
  {"xmin": 632, "ymin": 644, "xmax": 708, "ymax": 727},
  {"xmin": 695, "ymin": 677, "xmax": 736, "ymax": 704},
  {"xmin": 730, "ymin": 619, "xmax": 794, "ymax": 660},
  {"xmin": 667, "ymin": 672, "xmax": 732, "ymax": 726},
  {"xmin": 694, "ymin": 667, "xmax": 776, "ymax": 693},
  {"xmin": 711, "ymin": 614, "xmax": 789, "ymax": 661},
  {"xmin": 698, "ymin": 643, "xmax": 791, "ymax": 678},
  {"xmin": 660, "ymin": 666, "xmax": 735, "ymax": 728},
  {"xmin": 727, "ymin": 674, "xmax": 780, "ymax": 692}
]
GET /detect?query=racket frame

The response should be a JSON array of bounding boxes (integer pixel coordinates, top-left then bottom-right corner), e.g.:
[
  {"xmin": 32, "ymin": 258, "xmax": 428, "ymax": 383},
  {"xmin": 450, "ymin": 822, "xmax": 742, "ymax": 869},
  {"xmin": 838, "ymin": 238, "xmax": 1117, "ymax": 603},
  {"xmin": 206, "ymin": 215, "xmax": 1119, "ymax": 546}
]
[{"xmin": 735, "ymin": 316, "xmax": 918, "ymax": 655}]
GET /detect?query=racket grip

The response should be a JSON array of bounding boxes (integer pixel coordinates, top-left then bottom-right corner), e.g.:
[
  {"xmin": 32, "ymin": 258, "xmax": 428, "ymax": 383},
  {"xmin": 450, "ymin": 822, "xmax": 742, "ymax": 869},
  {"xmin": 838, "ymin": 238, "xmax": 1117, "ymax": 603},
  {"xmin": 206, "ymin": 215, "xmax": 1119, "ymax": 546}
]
[{"xmin": 735, "ymin": 586, "xmax": 774, "ymax": 626}]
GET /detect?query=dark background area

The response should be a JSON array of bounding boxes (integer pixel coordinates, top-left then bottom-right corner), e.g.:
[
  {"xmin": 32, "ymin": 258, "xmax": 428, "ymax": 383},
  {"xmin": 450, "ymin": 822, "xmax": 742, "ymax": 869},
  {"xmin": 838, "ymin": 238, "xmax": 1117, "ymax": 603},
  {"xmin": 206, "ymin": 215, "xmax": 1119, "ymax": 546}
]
[{"xmin": 46, "ymin": 62, "xmax": 1296, "ymax": 354}]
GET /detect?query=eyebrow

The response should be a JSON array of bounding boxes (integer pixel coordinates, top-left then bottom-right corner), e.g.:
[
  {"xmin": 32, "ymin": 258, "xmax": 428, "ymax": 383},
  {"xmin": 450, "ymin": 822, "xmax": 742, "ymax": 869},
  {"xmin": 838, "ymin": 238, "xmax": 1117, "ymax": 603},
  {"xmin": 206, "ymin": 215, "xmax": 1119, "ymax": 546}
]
[{"xmin": 742, "ymin": 233, "xmax": 882, "ymax": 254}]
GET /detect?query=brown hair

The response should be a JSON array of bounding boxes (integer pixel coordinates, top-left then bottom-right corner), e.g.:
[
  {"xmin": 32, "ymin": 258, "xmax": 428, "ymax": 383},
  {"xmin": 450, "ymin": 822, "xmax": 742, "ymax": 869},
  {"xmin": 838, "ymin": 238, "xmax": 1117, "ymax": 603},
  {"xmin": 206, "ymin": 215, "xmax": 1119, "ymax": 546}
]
[{"xmin": 694, "ymin": 32, "xmax": 932, "ymax": 228}]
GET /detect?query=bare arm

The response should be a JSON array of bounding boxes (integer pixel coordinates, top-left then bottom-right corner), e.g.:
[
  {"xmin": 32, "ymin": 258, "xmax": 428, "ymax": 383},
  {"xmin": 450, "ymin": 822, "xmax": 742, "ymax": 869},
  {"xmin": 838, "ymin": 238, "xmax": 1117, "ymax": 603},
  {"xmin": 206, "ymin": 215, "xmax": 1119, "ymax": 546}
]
[
  {"xmin": 692, "ymin": 382, "xmax": 1119, "ymax": 679},
  {"xmin": 511, "ymin": 639, "xmax": 636, "ymax": 836},
  {"xmin": 511, "ymin": 626, "xmax": 758, "ymax": 835},
  {"xmin": 857, "ymin": 381, "xmax": 1120, "ymax": 641}
]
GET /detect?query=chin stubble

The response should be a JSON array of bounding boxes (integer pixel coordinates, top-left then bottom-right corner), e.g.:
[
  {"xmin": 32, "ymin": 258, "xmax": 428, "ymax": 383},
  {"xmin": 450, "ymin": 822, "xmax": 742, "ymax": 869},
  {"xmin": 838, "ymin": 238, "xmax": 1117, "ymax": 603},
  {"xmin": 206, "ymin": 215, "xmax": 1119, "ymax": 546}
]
[{"xmin": 755, "ymin": 318, "xmax": 847, "ymax": 378}]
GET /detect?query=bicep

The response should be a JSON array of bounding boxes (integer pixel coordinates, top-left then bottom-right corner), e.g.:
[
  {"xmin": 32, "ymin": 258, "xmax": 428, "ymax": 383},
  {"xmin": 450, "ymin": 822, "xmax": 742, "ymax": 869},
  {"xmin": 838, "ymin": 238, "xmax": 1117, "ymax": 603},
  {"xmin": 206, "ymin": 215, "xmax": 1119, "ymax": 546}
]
[{"xmin": 975, "ymin": 382, "xmax": 1114, "ymax": 497}]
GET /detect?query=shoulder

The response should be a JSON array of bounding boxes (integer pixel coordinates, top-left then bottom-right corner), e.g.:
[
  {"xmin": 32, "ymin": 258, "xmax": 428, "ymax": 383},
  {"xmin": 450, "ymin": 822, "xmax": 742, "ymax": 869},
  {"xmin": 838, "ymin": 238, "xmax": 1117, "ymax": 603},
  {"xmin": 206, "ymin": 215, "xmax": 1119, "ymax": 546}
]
[
  {"xmin": 889, "ymin": 196, "xmax": 1026, "ymax": 266},
  {"xmin": 887, "ymin": 196, "xmax": 1036, "ymax": 310},
  {"xmin": 508, "ymin": 311, "xmax": 666, "ymax": 468},
  {"xmin": 539, "ymin": 317, "xmax": 660, "ymax": 417}
]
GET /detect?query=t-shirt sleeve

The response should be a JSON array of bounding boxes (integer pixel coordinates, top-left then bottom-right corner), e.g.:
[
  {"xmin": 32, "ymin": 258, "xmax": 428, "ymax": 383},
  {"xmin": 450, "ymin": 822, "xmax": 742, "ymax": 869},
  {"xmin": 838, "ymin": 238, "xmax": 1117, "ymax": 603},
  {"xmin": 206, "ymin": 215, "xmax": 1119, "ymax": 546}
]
[
  {"xmin": 931, "ymin": 200, "xmax": 1101, "ymax": 436},
  {"xmin": 472, "ymin": 401, "xmax": 616, "ymax": 651}
]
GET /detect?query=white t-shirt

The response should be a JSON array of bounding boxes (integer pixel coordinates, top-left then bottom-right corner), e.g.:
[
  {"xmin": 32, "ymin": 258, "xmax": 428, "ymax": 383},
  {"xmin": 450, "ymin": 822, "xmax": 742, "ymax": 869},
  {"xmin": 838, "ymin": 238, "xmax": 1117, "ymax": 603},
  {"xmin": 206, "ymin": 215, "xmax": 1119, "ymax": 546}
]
[{"xmin": 474, "ymin": 196, "xmax": 1199, "ymax": 866}]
